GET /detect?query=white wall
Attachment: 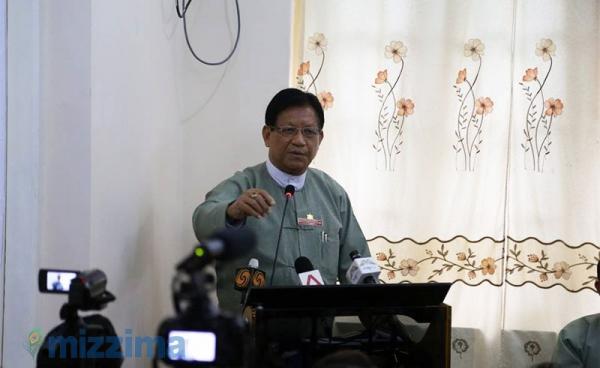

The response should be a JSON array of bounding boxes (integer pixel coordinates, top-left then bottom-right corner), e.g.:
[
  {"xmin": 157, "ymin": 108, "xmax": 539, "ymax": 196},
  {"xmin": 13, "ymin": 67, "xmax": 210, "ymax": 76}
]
[
  {"xmin": 181, "ymin": 0, "xmax": 295, "ymax": 240},
  {"xmin": 0, "ymin": 0, "xmax": 8, "ymax": 359},
  {"xmin": 4, "ymin": 0, "xmax": 41, "ymax": 366},
  {"xmin": 3, "ymin": 0, "xmax": 292, "ymax": 366}
]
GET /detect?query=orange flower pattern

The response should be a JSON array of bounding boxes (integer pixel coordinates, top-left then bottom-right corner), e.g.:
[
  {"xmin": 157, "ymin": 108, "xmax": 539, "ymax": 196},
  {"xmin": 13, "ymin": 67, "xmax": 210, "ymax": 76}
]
[
  {"xmin": 528, "ymin": 254, "xmax": 539, "ymax": 263},
  {"xmin": 519, "ymin": 38, "xmax": 565, "ymax": 173},
  {"xmin": 481, "ymin": 257, "xmax": 497, "ymax": 275},
  {"xmin": 372, "ymin": 40, "xmax": 415, "ymax": 171},
  {"xmin": 453, "ymin": 39, "xmax": 494, "ymax": 172},
  {"xmin": 456, "ymin": 68, "xmax": 467, "ymax": 84},
  {"xmin": 372, "ymin": 239, "xmax": 598, "ymax": 290},
  {"xmin": 522, "ymin": 67, "xmax": 538, "ymax": 82},
  {"xmin": 318, "ymin": 91, "xmax": 334, "ymax": 110},
  {"xmin": 387, "ymin": 270, "xmax": 396, "ymax": 280},
  {"xmin": 396, "ymin": 98, "xmax": 415, "ymax": 117},
  {"xmin": 505, "ymin": 243, "xmax": 598, "ymax": 290},
  {"xmin": 544, "ymin": 98, "xmax": 564, "ymax": 117},
  {"xmin": 297, "ymin": 61, "xmax": 310, "ymax": 76},
  {"xmin": 296, "ymin": 32, "xmax": 334, "ymax": 110},
  {"xmin": 374, "ymin": 69, "xmax": 388, "ymax": 84},
  {"xmin": 475, "ymin": 97, "xmax": 494, "ymax": 115},
  {"xmin": 376, "ymin": 245, "xmax": 501, "ymax": 282}
]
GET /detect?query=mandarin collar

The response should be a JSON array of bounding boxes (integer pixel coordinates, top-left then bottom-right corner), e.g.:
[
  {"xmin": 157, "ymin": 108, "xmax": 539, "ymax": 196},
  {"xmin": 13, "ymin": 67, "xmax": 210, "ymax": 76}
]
[{"xmin": 265, "ymin": 158, "xmax": 306, "ymax": 190}]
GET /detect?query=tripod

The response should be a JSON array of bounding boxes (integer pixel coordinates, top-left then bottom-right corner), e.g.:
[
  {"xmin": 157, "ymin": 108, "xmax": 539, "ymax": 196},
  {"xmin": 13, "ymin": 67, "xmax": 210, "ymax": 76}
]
[{"xmin": 37, "ymin": 297, "xmax": 123, "ymax": 367}]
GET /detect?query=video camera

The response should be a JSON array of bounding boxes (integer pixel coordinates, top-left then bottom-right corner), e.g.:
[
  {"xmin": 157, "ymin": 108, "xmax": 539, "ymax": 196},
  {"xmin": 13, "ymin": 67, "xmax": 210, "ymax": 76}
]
[
  {"xmin": 36, "ymin": 268, "xmax": 123, "ymax": 368},
  {"xmin": 157, "ymin": 228, "xmax": 256, "ymax": 367}
]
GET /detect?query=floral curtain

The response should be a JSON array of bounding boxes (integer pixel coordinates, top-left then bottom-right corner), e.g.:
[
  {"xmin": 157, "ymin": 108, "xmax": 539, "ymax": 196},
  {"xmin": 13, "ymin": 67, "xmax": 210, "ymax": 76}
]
[{"xmin": 297, "ymin": 0, "xmax": 600, "ymax": 365}]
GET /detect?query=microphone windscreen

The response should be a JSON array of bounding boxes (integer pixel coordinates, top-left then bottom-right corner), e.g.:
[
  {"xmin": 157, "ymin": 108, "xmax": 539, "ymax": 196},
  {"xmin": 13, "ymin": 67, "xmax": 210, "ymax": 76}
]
[
  {"xmin": 284, "ymin": 185, "xmax": 295, "ymax": 198},
  {"xmin": 177, "ymin": 228, "xmax": 256, "ymax": 273},
  {"xmin": 294, "ymin": 256, "xmax": 314, "ymax": 274},
  {"xmin": 248, "ymin": 258, "xmax": 259, "ymax": 268},
  {"xmin": 211, "ymin": 228, "xmax": 257, "ymax": 260},
  {"xmin": 349, "ymin": 250, "xmax": 361, "ymax": 260}
]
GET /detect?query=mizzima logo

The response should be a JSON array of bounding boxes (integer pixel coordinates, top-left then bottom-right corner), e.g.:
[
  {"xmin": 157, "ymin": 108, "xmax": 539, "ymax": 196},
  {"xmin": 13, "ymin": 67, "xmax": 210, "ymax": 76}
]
[
  {"xmin": 24, "ymin": 328, "xmax": 186, "ymax": 359},
  {"xmin": 24, "ymin": 328, "xmax": 44, "ymax": 358}
]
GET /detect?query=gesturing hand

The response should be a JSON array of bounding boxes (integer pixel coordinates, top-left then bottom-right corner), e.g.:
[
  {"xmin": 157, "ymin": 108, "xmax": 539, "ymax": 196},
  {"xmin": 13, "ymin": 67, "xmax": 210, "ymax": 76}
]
[{"xmin": 226, "ymin": 188, "xmax": 276, "ymax": 221}]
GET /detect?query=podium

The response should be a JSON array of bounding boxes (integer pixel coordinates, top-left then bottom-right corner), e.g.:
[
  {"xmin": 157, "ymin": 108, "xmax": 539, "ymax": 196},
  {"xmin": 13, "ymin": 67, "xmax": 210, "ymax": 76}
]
[{"xmin": 244, "ymin": 283, "xmax": 452, "ymax": 367}]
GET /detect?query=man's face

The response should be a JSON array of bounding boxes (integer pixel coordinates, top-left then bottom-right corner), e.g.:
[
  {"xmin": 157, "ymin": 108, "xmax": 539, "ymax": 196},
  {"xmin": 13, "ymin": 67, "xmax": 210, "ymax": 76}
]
[{"xmin": 262, "ymin": 105, "xmax": 324, "ymax": 176}]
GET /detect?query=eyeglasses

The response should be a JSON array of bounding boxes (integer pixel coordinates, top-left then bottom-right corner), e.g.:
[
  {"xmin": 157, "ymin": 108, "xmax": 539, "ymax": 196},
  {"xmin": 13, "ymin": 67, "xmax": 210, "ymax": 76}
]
[{"xmin": 270, "ymin": 126, "xmax": 321, "ymax": 139}]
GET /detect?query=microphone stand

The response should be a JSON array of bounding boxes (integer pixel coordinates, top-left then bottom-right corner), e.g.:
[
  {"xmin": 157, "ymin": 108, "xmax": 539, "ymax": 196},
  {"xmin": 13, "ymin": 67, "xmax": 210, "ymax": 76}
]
[{"xmin": 270, "ymin": 185, "xmax": 295, "ymax": 286}]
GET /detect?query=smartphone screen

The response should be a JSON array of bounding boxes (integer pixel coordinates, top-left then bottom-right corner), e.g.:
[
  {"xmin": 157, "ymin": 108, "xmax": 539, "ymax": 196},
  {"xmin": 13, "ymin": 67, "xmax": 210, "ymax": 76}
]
[
  {"xmin": 167, "ymin": 330, "xmax": 216, "ymax": 362},
  {"xmin": 38, "ymin": 269, "xmax": 79, "ymax": 294}
]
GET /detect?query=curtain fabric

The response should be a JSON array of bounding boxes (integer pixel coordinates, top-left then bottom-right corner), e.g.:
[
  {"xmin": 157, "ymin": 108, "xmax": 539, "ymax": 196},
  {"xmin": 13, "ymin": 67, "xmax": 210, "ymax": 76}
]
[{"xmin": 298, "ymin": 0, "xmax": 600, "ymax": 366}]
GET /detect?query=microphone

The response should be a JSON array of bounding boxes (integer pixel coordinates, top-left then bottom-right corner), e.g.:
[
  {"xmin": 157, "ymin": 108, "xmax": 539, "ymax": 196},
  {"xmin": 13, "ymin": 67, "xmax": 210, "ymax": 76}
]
[
  {"xmin": 177, "ymin": 228, "xmax": 256, "ymax": 273},
  {"xmin": 294, "ymin": 256, "xmax": 324, "ymax": 286},
  {"xmin": 234, "ymin": 258, "xmax": 266, "ymax": 304},
  {"xmin": 284, "ymin": 184, "xmax": 295, "ymax": 199},
  {"xmin": 346, "ymin": 250, "xmax": 381, "ymax": 284},
  {"xmin": 270, "ymin": 185, "xmax": 295, "ymax": 286}
]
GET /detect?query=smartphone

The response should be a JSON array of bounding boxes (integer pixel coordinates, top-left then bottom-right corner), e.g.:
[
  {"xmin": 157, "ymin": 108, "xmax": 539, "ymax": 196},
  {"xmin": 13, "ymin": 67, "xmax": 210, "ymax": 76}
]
[
  {"xmin": 38, "ymin": 268, "xmax": 79, "ymax": 294},
  {"xmin": 167, "ymin": 330, "xmax": 216, "ymax": 362}
]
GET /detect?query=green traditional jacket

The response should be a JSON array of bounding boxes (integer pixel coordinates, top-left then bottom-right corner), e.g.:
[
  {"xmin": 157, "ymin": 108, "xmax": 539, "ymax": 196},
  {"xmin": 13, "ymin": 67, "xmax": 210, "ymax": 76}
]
[
  {"xmin": 553, "ymin": 313, "xmax": 600, "ymax": 368},
  {"xmin": 193, "ymin": 162, "xmax": 370, "ymax": 312}
]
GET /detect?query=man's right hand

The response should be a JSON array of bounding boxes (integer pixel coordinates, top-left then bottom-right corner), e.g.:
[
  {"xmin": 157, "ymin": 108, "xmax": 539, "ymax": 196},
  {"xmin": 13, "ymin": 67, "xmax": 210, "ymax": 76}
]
[{"xmin": 226, "ymin": 188, "xmax": 276, "ymax": 221}]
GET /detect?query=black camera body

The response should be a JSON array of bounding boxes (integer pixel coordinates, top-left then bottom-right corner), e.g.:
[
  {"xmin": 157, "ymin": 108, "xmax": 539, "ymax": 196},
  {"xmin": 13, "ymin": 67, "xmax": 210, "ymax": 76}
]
[
  {"xmin": 157, "ymin": 309, "xmax": 246, "ymax": 367},
  {"xmin": 157, "ymin": 264, "xmax": 249, "ymax": 367},
  {"xmin": 158, "ymin": 228, "xmax": 256, "ymax": 367},
  {"xmin": 36, "ymin": 268, "xmax": 123, "ymax": 368},
  {"xmin": 66, "ymin": 269, "xmax": 113, "ymax": 311}
]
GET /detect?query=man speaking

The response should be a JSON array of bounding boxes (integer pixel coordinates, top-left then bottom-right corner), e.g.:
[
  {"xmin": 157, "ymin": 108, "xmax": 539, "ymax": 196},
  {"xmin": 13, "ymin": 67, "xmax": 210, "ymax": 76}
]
[{"xmin": 192, "ymin": 88, "xmax": 370, "ymax": 312}]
